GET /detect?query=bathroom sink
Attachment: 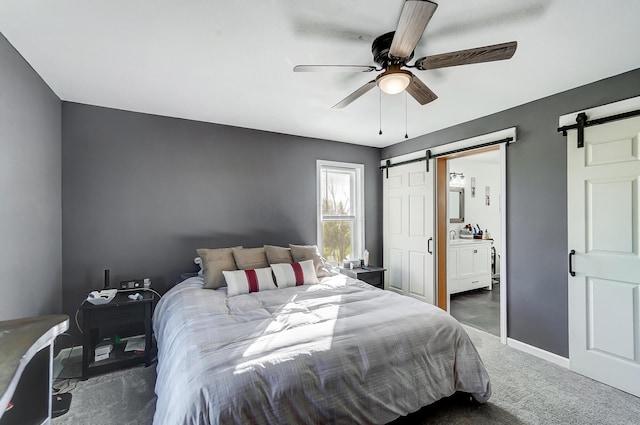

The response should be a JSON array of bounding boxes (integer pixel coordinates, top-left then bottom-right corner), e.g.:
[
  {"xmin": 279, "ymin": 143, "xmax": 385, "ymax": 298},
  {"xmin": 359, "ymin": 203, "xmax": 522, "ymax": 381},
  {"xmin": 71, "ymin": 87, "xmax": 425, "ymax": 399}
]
[
  {"xmin": 450, "ymin": 238, "xmax": 484, "ymax": 245},
  {"xmin": 450, "ymin": 239, "xmax": 468, "ymax": 245}
]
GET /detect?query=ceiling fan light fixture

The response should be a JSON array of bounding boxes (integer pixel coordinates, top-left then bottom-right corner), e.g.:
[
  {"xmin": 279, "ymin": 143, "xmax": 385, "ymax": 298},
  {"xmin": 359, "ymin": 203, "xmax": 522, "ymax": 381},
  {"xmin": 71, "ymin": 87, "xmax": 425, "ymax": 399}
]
[{"xmin": 376, "ymin": 69, "xmax": 412, "ymax": 95}]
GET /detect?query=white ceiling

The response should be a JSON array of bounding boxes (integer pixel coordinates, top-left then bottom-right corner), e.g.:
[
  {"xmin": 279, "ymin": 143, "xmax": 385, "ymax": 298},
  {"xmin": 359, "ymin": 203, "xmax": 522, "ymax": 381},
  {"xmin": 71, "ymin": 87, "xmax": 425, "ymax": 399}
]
[{"xmin": 1, "ymin": 1, "xmax": 639, "ymax": 148}]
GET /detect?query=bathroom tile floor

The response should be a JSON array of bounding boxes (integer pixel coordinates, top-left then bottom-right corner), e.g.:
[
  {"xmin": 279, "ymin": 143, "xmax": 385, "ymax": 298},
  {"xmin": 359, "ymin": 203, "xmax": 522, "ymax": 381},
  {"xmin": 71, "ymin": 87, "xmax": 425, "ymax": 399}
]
[{"xmin": 450, "ymin": 282, "xmax": 500, "ymax": 337}]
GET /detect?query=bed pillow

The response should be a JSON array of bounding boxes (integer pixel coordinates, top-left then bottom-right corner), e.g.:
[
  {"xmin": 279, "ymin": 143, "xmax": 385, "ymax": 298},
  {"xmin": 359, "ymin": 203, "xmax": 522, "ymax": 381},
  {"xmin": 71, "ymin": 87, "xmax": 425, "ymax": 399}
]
[
  {"xmin": 232, "ymin": 247, "xmax": 269, "ymax": 270},
  {"xmin": 223, "ymin": 267, "xmax": 277, "ymax": 296},
  {"xmin": 271, "ymin": 260, "xmax": 319, "ymax": 288},
  {"xmin": 197, "ymin": 247, "xmax": 241, "ymax": 289},
  {"xmin": 264, "ymin": 245, "xmax": 294, "ymax": 264},
  {"xmin": 289, "ymin": 244, "xmax": 330, "ymax": 278}
]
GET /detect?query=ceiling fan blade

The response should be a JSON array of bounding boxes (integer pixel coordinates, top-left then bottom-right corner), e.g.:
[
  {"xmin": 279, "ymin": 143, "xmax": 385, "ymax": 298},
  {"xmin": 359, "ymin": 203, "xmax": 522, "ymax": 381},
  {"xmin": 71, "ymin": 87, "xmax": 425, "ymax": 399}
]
[
  {"xmin": 415, "ymin": 41, "xmax": 518, "ymax": 70},
  {"xmin": 405, "ymin": 76, "xmax": 438, "ymax": 105},
  {"xmin": 389, "ymin": 0, "xmax": 438, "ymax": 59},
  {"xmin": 332, "ymin": 80, "xmax": 377, "ymax": 109},
  {"xmin": 294, "ymin": 65, "xmax": 376, "ymax": 72}
]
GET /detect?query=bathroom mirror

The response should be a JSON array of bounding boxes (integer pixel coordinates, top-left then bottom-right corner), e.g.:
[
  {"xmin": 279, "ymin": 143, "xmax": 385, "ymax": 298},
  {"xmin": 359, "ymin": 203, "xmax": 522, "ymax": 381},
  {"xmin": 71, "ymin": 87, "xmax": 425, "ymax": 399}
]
[{"xmin": 449, "ymin": 187, "xmax": 464, "ymax": 223}]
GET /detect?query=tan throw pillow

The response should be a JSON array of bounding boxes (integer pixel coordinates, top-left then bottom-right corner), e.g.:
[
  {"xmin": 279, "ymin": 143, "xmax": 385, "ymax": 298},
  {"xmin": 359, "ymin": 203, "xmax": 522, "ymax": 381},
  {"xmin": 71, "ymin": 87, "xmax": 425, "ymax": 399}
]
[
  {"xmin": 264, "ymin": 245, "xmax": 294, "ymax": 264},
  {"xmin": 197, "ymin": 247, "xmax": 241, "ymax": 289},
  {"xmin": 289, "ymin": 244, "xmax": 330, "ymax": 278},
  {"xmin": 232, "ymin": 247, "xmax": 269, "ymax": 270}
]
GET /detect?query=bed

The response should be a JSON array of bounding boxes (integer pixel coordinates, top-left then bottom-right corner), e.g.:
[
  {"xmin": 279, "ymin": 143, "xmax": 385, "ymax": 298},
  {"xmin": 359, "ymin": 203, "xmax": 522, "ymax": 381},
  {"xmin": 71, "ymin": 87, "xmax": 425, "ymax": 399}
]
[{"xmin": 152, "ymin": 274, "xmax": 491, "ymax": 424}]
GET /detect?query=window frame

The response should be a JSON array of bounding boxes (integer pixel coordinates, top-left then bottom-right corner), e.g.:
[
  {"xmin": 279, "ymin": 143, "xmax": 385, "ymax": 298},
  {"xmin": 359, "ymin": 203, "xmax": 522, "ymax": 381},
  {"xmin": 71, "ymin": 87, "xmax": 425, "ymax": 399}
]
[{"xmin": 316, "ymin": 160, "xmax": 365, "ymax": 265}]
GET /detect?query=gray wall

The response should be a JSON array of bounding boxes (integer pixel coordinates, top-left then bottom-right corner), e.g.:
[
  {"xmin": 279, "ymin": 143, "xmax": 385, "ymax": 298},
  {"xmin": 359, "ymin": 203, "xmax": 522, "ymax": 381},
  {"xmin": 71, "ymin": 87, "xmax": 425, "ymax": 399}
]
[
  {"xmin": 62, "ymin": 103, "xmax": 382, "ymax": 333},
  {"xmin": 383, "ymin": 68, "xmax": 640, "ymax": 357},
  {"xmin": 0, "ymin": 32, "xmax": 62, "ymax": 320}
]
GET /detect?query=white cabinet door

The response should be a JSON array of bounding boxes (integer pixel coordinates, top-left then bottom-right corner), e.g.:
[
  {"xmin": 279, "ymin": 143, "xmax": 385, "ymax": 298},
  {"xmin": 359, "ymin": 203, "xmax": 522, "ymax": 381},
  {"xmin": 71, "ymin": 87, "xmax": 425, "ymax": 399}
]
[
  {"xmin": 383, "ymin": 161, "xmax": 435, "ymax": 304},
  {"xmin": 473, "ymin": 245, "xmax": 491, "ymax": 274},
  {"xmin": 567, "ymin": 115, "xmax": 640, "ymax": 397},
  {"xmin": 448, "ymin": 248, "xmax": 459, "ymax": 294},
  {"xmin": 449, "ymin": 242, "xmax": 492, "ymax": 294},
  {"xmin": 458, "ymin": 246, "xmax": 475, "ymax": 277},
  {"xmin": 448, "ymin": 248, "xmax": 459, "ymax": 279}
]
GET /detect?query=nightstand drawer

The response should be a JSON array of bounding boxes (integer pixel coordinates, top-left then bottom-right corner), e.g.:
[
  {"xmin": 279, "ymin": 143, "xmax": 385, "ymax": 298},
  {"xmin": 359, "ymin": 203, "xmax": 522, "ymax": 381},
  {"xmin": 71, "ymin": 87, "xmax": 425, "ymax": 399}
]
[
  {"xmin": 338, "ymin": 266, "xmax": 386, "ymax": 289},
  {"xmin": 87, "ymin": 304, "xmax": 145, "ymax": 327},
  {"xmin": 359, "ymin": 272, "xmax": 382, "ymax": 288}
]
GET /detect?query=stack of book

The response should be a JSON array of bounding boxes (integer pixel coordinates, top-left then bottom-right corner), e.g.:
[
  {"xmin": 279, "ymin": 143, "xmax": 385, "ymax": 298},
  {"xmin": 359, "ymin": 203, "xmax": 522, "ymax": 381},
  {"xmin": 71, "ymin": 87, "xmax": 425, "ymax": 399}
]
[{"xmin": 95, "ymin": 340, "xmax": 113, "ymax": 362}]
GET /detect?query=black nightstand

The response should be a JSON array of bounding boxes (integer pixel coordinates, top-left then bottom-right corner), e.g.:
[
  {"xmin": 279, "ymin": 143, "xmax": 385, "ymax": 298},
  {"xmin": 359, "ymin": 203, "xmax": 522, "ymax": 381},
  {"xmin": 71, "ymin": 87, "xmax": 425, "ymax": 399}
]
[
  {"xmin": 80, "ymin": 291, "xmax": 155, "ymax": 380},
  {"xmin": 338, "ymin": 266, "xmax": 386, "ymax": 289}
]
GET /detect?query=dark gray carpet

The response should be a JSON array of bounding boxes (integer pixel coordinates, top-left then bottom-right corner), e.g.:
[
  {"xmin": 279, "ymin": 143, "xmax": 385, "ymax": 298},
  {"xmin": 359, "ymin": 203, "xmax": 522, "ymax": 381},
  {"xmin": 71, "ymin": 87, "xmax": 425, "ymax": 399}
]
[
  {"xmin": 451, "ymin": 283, "xmax": 500, "ymax": 337},
  {"xmin": 52, "ymin": 325, "xmax": 640, "ymax": 424},
  {"xmin": 52, "ymin": 363, "xmax": 155, "ymax": 425}
]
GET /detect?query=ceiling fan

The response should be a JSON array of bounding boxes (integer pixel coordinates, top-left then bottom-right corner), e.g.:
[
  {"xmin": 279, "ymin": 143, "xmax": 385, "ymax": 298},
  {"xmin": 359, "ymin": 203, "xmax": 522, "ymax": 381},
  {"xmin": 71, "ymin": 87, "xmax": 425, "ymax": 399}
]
[{"xmin": 293, "ymin": 0, "xmax": 517, "ymax": 109}]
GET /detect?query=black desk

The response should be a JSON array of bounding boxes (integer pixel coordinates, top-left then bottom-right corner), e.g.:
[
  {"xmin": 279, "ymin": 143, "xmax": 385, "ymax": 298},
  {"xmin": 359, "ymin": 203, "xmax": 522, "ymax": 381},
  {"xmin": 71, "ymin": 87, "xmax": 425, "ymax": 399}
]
[
  {"xmin": 80, "ymin": 292, "xmax": 154, "ymax": 380},
  {"xmin": 0, "ymin": 315, "xmax": 68, "ymax": 425}
]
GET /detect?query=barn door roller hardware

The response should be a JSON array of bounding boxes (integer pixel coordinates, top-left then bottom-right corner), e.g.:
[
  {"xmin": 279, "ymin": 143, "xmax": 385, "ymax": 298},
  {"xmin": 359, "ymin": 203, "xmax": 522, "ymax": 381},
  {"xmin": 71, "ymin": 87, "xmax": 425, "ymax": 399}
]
[
  {"xmin": 380, "ymin": 137, "xmax": 513, "ymax": 178},
  {"xmin": 558, "ymin": 108, "xmax": 640, "ymax": 148},
  {"xmin": 381, "ymin": 150, "xmax": 431, "ymax": 178}
]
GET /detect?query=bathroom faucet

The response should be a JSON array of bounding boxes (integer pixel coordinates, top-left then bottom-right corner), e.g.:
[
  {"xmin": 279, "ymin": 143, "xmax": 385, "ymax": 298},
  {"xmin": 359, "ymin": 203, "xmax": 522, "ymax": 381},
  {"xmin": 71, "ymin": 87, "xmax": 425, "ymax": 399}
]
[{"xmin": 449, "ymin": 230, "xmax": 457, "ymax": 240}]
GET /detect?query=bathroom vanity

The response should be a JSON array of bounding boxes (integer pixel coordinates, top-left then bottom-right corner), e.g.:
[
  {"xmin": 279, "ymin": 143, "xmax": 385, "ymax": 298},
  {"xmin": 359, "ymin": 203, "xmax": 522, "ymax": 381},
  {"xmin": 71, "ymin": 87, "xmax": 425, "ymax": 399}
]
[{"xmin": 448, "ymin": 239, "xmax": 492, "ymax": 294}]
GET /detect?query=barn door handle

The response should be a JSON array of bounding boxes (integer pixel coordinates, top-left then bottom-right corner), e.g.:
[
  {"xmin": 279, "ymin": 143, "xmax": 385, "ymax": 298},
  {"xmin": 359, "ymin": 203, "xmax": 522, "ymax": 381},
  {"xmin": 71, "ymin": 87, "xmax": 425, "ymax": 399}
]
[
  {"xmin": 569, "ymin": 249, "xmax": 576, "ymax": 277},
  {"xmin": 428, "ymin": 237, "xmax": 433, "ymax": 255}
]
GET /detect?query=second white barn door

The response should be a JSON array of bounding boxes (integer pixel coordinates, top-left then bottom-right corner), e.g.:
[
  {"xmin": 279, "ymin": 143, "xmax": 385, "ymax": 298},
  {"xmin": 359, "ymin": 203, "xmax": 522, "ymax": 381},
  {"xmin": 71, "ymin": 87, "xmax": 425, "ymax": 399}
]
[
  {"xmin": 567, "ymin": 114, "xmax": 640, "ymax": 397},
  {"xmin": 383, "ymin": 161, "xmax": 435, "ymax": 304}
]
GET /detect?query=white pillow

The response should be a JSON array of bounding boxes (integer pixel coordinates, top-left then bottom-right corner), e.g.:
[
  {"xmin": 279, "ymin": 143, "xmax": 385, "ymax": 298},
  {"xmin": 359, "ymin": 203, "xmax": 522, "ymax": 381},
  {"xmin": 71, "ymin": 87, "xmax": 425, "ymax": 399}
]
[
  {"xmin": 222, "ymin": 267, "xmax": 277, "ymax": 296},
  {"xmin": 271, "ymin": 260, "xmax": 319, "ymax": 288}
]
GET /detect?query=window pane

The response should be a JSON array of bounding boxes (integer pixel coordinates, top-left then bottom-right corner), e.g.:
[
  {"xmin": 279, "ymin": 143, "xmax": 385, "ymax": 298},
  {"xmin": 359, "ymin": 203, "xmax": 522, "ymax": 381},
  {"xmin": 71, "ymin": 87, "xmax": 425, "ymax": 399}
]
[
  {"xmin": 321, "ymin": 169, "xmax": 353, "ymax": 216},
  {"xmin": 322, "ymin": 220, "xmax": 353, "ymax": 266}
]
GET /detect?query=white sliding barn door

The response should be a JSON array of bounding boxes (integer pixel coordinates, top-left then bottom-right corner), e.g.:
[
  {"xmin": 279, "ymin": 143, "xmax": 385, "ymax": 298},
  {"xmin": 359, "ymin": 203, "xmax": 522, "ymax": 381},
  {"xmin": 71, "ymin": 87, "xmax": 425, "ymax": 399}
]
[
  {"xmin": 383, "ymin": 161, "xmax": 435, "ymax": 304},
  {"xmin": 567, "ymin": 115, "xmax": 640, "ymax": 397}
]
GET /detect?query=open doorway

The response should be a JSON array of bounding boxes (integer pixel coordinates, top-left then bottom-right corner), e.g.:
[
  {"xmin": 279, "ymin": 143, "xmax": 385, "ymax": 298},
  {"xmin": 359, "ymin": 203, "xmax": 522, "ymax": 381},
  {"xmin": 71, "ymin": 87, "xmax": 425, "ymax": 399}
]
[
  {"xmin": 447, "ymin": 148, "xmax": 501, "ymax": 336},
  {"xmin": 441, "ymin": 146, "xmax": 504, "ymax": 338}
]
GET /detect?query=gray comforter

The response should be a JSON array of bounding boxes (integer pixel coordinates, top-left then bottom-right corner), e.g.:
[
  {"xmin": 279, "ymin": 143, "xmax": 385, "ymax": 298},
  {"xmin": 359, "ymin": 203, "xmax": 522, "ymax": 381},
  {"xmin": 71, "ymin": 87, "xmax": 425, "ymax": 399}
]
[{"xmin": 153, "ymin": 275, "xmax": 490, "ymax": 424}]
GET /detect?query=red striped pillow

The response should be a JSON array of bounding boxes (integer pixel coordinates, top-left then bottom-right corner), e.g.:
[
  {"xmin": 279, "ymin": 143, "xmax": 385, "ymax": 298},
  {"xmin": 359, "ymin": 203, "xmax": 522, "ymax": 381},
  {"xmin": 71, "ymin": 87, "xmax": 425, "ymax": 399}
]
[
  {"xmin": 271, "ymin": 260, "xmax": 319, "ymax": 288},
  {"xmin": 222, "ymin": 267, "xmax": 277, "ymax": 296}
]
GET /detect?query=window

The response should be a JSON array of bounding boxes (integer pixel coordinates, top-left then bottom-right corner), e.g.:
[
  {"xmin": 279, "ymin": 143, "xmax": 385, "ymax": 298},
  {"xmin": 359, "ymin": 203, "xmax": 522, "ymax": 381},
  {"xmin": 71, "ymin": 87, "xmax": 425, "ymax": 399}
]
[{"xmin": 317, "ymin": 160, "xmax": 364, "ymax": 266}]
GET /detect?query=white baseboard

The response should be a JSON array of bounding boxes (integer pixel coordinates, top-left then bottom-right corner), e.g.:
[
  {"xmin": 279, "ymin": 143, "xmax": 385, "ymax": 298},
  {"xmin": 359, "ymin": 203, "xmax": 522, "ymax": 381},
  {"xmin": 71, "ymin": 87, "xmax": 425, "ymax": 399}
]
[{"xmin": 507, "ymin": 338, "xmax": 570, "ymax": 369}]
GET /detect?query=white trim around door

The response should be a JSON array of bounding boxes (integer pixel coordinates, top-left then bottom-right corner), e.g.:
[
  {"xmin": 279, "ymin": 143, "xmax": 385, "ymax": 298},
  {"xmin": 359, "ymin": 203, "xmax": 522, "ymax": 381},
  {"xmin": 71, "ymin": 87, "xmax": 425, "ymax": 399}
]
[
  {"xmin": 381, "ymin": 127, "xmax": 517, "ymax": 167},
  {"xmin": 558, "ymin": 95, "xmax": 640, "ymax": 127},
  {"xmin": 499, "ymin": 142, "xmax": 508, "ymax": 345}
]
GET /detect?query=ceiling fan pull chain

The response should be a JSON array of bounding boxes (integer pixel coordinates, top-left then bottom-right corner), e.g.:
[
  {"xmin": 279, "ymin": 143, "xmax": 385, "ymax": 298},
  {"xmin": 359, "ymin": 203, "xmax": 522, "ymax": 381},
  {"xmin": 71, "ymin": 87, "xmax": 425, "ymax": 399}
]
[
  {"xmin": 379, "ymin": 89, "xmax": 383, "ymax": 135},
  {"xmin": 405, "ymin": 91, "xmax": 408, "ymax": 139}
]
